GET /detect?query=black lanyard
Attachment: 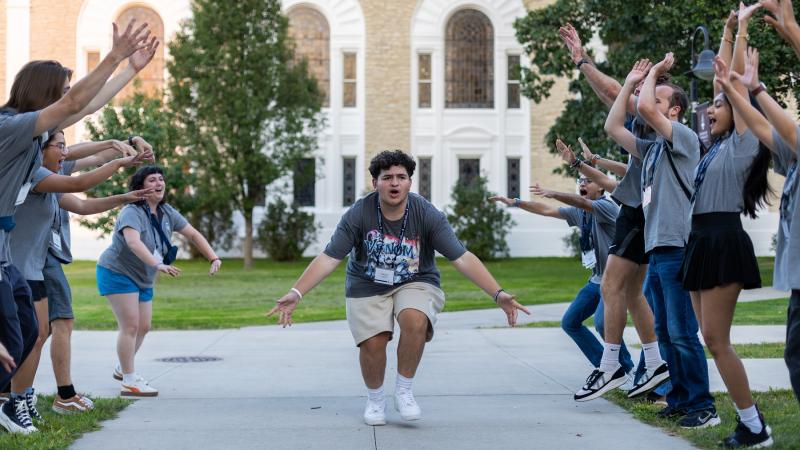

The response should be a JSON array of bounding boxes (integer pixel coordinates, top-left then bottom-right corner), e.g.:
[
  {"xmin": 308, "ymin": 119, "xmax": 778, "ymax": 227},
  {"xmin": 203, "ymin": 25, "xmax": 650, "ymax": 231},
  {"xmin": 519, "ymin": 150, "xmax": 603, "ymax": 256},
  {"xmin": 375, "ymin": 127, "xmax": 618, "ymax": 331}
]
[
  {"xmin": 579, "ymin": 210, "xmax": 594, "ymax": 252},
  {"xmin": 642, "ymin": 141, "xmax": 665, "ymax": 189},
  {"xmin": 690, "ymin": 137, "xmax": 724, "ymax": 204},
  {"xmin": 375, "ymin": 195, "xmax": 410, "ymax": 257},
  {"xmin": 141, "ymin": 204, "xmax": 172, "ymax": 254}
]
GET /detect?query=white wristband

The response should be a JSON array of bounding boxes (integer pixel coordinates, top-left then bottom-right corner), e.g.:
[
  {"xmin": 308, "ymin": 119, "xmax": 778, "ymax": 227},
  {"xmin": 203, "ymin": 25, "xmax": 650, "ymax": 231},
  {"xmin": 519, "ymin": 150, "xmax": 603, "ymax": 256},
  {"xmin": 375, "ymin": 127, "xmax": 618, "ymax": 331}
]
[{"xmin": 290, "ymin": 287, "xmax": 303, "ymax": 300}]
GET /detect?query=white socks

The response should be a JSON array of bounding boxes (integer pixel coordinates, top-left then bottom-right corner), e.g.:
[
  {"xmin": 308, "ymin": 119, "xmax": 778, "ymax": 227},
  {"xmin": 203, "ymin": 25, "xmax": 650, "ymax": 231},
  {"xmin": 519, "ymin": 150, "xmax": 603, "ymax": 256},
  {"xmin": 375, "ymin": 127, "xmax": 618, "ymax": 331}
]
[
  {"xmin": 396, "ymin": 374, "xmax": 413, "ymax": 395},
  {"xmin": 599, "ymin": 343, "xmax": 622, "ymax": 373},
  {"xmin": 122, "ymin": 372, "xmax": 137, "ymax": 384},
  {"xmin": 737, "ymin": 405, "xmax": 763, "ymax": 434},
  {"xmin": 642, "ymin": 341, "xmax": 664, "ymax": 369}
]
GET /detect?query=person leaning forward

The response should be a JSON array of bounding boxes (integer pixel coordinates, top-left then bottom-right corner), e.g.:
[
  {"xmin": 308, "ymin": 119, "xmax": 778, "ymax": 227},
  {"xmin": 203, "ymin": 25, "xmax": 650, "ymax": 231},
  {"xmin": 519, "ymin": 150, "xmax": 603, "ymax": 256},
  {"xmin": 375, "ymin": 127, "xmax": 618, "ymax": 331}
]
[{"xmin": 267, "ymin": 149, "xmax": 529, "ymax": 426}]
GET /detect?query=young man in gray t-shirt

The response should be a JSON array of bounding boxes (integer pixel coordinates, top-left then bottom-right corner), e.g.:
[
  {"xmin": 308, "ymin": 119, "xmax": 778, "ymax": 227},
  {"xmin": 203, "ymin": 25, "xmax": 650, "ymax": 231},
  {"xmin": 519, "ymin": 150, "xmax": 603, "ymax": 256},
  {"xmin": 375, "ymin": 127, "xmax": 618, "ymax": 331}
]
[
  {"xmin": 268, "ymin": 150, "xmax": 529, "ymax": 426},
  {"xmin": 607, "ymin": 55, "xmax": 716, "ymax": 427}
]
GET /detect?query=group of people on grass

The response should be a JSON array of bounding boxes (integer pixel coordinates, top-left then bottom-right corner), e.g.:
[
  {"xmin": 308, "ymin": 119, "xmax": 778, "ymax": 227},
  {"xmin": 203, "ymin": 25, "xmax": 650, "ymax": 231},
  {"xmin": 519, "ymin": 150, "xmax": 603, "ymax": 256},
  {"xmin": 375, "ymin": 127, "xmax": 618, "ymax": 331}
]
[
  {"xmin": 0, "ymin": 20, "xmax": 221, "ymax": 435},
  {"xmin": 0, "ymin": 1, "xmax": 798, "ymax": 449}
]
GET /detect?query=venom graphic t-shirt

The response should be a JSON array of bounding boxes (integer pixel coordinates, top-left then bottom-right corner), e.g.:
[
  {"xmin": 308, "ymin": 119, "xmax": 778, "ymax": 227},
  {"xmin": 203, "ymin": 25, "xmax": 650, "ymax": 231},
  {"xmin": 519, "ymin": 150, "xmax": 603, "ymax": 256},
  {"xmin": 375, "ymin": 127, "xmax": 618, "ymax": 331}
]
[{"xmin": 324, "ymin": 192, "xmax": 467, "ymax": 298}]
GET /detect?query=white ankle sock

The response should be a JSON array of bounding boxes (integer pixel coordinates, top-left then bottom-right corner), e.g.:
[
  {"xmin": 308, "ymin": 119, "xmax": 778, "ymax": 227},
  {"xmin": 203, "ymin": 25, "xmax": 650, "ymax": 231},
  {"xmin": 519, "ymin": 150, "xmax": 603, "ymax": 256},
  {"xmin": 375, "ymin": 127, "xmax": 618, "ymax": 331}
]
[
  {"xmin": 122, "ymin": 372, "xmax": 137, "ymax": 384},
  {"xmin": 396, "ymin": 374, "xmax": 413, "ymax": 394},
  {"xmin": 642, "ymin": 341, "xmax": 664, "ymax": 368},
  {"xmin": 367, "ymin": 385, "xmax": 384, "ymax": 403},
  {"xmin": 737, "ymin": 405, "xmax": 762, "ymax": 434},
  {"xmin": 599, "ymin": 343, "xmax": 622, "ymax": 373}
]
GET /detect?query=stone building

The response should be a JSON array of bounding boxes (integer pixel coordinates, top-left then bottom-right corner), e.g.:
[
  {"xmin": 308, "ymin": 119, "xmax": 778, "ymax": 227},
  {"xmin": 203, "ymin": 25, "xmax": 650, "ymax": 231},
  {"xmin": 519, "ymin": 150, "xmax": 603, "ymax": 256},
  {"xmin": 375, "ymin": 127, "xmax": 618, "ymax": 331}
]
[{"xmin": 0, "ymin": 0, "xmax": 779, "ymax": 258}]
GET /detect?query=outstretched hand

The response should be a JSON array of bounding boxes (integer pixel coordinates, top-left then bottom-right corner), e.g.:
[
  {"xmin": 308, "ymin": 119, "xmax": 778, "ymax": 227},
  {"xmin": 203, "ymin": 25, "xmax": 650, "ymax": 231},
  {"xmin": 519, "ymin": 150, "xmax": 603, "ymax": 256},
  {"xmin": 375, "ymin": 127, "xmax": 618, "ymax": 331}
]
[
  {"xmin": 713, "ymin": 55, "xmax": 734, "ymax": 91},
  {"xmin": 578, "ymin": 137, "xmax": 594, "ymax": 161},
  {"xmin": 624, "ymin": 59, "xmax": 652, "ymax": 86},
  {"xmin": 738, "ymin": 1, "xmax": 765, "ymax": 24},
  {"xmin": 556, "ymin": 139, "xmax": 577, "ymax": 164},
  {"xmin": 129, "ymin": 35, "xmax": 159, "ymax": 72},
  {"xmin": 209, "ymin": 259, "xmax": 222, "ymax": 276},
  {"xmin": 558, "ymin": 23, "xmax": 584, "ymax": 64},
  {"xmin": 0, "ymin": 343, "xmax": 16, "ymax": 373},
  {"xmin": 763, "ymin": 0, "xmax": 798, "ymax": 39},
  {"xmin": 651, "ymin": 53, "xmax": 674, "ymax": 77},
  {"xmin": 732, "ymin": 47, "xmax": 761, "ymax": 90},
  {"xmin": 110, "ymin": 20, "xmax": 150, "ymax": 62},
  {"xmin": 495, "ymin": 291, "xmax": 530, "ymax": 327},
  {"xmin": 488, "ymin": 195, "xmax": 515, "ymax": 206},
  {"xmin": 123, "ymin": 188, "xmax": 154, "ymax": 203},
  {"xmin": 530, "ymin": 183, "xmax": 554, "ymax": 198},
  {"xmin": 267, "ymin": 291, "xmax": 301, "ymax": 327}
]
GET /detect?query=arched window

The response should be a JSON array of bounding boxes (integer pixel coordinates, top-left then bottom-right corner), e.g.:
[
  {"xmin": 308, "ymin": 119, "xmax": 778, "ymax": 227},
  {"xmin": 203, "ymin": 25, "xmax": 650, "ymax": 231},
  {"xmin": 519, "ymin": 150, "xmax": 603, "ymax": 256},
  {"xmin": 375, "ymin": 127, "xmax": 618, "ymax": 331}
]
[
  {"xmin": 114, "ymin": 5, "xmax": 165, "ymax": 100},
  {"xmin": 287, "ymin": 6, "xmax": 330, "ymax": 107},
  {"xmin": 445, "ymin": 9, "xmax": 494, "ymax": 109}
]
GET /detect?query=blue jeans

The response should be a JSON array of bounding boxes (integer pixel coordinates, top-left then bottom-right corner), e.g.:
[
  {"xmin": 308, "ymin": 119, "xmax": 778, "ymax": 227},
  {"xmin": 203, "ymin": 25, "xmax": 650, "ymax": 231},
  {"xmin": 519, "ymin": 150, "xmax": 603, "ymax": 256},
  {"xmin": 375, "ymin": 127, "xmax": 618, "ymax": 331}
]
[
  {"xmin": 0, "ymin": 264, "xmax": 38, "ymax": 392},
  {"xmin": 646, "ymin": 248, "xmax": 714, "ymax": 413},
  {"xmin": 633, "ymin": 274, "xmax": 672, "ymax": 396},
  {"xmin": 561, "ymin": 281, "xmax": 634, "ymax": 373}
]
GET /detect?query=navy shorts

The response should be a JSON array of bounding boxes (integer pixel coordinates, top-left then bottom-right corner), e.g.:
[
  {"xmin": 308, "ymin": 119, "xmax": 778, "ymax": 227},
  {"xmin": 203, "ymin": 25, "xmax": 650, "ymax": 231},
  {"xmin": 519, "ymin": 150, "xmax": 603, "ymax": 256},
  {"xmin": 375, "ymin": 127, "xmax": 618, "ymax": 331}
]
[{"xmin": 44, "ymin": 253, "xmax": 74, "ymax": 321}]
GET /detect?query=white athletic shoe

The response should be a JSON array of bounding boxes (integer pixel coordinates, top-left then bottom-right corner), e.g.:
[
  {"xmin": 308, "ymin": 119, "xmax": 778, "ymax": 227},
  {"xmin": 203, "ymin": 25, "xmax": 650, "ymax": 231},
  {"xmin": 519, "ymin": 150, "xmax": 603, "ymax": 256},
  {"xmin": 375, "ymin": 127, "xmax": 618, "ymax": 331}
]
[
  {"xmin": 394, "ymin": 390, "xmax": 422, "ymax": 421},
  {"xmin": 121, "ymin": 376, "xmax": 158, "ymax": 397},
  {"xmin": 363, "ymin": 399, "xmax": 386, "ymax": 426},
  {"xmin": 618, "ymin": 372, "xmax": 635, "ymax": 392},
  {"xmin": 113, "ymin": 365, "xmax": 123, "ymax": 381}
]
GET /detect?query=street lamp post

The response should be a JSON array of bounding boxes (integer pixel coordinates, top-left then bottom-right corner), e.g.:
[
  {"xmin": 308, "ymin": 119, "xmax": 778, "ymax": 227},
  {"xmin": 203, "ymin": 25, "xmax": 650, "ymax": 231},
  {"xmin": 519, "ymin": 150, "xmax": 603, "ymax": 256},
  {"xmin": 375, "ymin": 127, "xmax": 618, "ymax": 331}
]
[{"xmin": 690, "ymin": 25, "xmax": 716, "ymax": 147}]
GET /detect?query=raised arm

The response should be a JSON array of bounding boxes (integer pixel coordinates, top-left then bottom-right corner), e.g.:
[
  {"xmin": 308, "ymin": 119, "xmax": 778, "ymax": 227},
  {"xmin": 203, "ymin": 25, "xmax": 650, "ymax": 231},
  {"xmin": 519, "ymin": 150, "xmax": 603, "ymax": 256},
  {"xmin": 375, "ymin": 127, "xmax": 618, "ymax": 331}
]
[
  {"xmin": 34, "ymin": 153, "xmax": 145, "ymax": 193},
  {"xmin": 578, "ymin": 137, "xmax": 627, "ymax": 178},
  {"xmin": 267, "ymin": 253, "xmax": 343, "ymax": 327},
  {"xmin": 70, "ymin": 139, "xmax": 148, "ymax": 171},
  {"xmin": 638, "ymin": 53, "xmax": 675, "ymax": 141},
  {"xmin": 763, "ymin": 0, "xmax": 800, "ymax": 57},
  {"xmin": 35, "ymin": 21, "xmax": 150, "ymax": 136},
  {"xmin": 59, "ymin": 38, "xmax": 159, "ymax": 129},
  {"xmin": 488, "ymin": 195, "xmax": 563, "ymax": 218},
  {"xmin": 531, "ymin": 183, "xmax": 593, "ymax": 212},
  {"xmin": 122, "ymin": 227, "xmax": 180, "ymax": 277},
  {"xmin": 556, "ymin": 138, "xmax": 619, "ymax": 192},
  {"xmin": 605, "ymin": 59, "xmax": 651, "ymax": 156},
  {"xmin": 177, "ymin": 224, "xmax": 222, "ymax": 275},
  {"xmin": 715, "ymin": 11, "xmax": 738, "ymax": 98},
  {"xmin": 58, "ymin": 188, "xmax": 150, "ymax": 215},
  {"xmin": 728, "ymin": 3, "xmax": 764, "ymax": 135}
]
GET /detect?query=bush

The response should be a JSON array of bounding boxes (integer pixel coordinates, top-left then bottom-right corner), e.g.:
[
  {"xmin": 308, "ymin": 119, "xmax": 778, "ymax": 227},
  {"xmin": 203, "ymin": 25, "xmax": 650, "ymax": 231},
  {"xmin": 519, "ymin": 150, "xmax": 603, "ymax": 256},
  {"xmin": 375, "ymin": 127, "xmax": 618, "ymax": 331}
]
[
  {"xmin": 256, "ymin": 198, "xmax": 319, "ymax": 261},
  {"xmin": 446, "ymin": 176, "xmax": 515, "ymax": 260},
  {"xmin": 563, "ymin": 227, "xmax": 582, "ymax": 259}
]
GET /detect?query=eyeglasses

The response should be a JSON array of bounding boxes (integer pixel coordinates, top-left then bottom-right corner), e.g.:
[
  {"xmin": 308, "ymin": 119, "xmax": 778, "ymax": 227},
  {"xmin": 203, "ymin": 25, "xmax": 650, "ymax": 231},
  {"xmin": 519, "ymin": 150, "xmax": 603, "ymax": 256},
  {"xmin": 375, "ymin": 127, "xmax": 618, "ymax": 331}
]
[
  {"xmin": 47, "ymin": 142, "xmax": 66, "ymax": 150},
  {"xmin": 577, "ymin": 178, "xmax": 590, "ymax": 185}
]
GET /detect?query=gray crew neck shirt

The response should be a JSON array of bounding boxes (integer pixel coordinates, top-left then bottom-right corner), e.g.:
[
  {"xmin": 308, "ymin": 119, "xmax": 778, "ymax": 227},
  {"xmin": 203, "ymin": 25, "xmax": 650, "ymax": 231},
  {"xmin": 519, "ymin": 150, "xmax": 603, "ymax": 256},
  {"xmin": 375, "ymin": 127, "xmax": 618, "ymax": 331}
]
[
  {"xmin": 558, "ymin": 197, "xmax": 620, "ymax": 283},
  {"xmin": 97, "ymin": 203, "xmax": 188, "ymax": 288},
  {"xmin": 636, "ymin": 121, "xmax": 701, "ymax": 252},
  {"xmin": 611, "ymin": 115, "xmax": 657, "ymax": 208},
  {"xmin": 692, "ymin": 130, "xmax": 760, "ymax": 215},
  {"xmin": 771, "ymin": 127, "xmax": 800, "ymax": 291},
  {"xmin": 0, "ymin": 109, "xmax": 43, "ymax": 264},
  {"xmin": 9, "ymin": 167, "xmax": 58, "ymax": 280},
  {"xmin": 49, "ymin": 160, "xmax": 76, "ymax": 264},
  {"xmin": 323, "ymin": 192, "xmax": 467, "ymax": 298}
]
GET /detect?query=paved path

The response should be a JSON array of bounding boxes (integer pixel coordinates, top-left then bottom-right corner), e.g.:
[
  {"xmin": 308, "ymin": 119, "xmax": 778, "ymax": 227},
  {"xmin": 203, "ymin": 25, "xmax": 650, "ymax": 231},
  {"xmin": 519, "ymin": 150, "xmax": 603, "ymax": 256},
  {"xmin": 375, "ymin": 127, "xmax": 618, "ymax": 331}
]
[{"xmin": 26, "ymin": 302, "xmax": 789, "ymax": 450}]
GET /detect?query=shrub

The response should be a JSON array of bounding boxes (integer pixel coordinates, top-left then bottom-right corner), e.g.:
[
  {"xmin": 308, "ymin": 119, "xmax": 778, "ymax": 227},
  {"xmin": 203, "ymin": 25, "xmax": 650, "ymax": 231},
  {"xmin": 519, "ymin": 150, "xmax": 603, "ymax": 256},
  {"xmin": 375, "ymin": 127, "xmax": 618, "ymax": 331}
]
[
  {"xmin": 563, "ymin": 227, "xmax": 582, "ymax": 259},
  {"xmin": 256, "ymin": 197, "xmax": 319, "ymax": 261},
  {"xmin": 446, "ymin": 176, "xmax": 515, "ymax": 260}
]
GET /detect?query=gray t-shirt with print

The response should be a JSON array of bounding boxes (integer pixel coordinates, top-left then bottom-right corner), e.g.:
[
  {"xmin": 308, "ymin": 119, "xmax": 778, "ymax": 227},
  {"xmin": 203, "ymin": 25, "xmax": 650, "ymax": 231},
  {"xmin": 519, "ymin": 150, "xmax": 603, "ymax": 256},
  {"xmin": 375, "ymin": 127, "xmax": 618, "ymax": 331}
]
[
  {"xmin": 692, "ymin": 130, "xmax": 760, "ymax": 215},
  {"xmin": 636, "ymin": 121, "xmax": 700, "ymax": 252},
  {"xmin": 559, "ymin": 197, "xmax": 620, "ymax": 283},
  {"xmin": 0, "ymin": 109, "xmax": 43, "ymax": 264},
  {"xmin": 97, "ymin": 203, "xmax": 188, "ymax": 288},
  {"xmin": 611, "ymin": 115, "xmax": 656, "ymax": 207},
  {"xmin": 771, "ymin": 127, "xmax": 800, "ymax": 291},
  {"xmin": 49, "ymin": 160, "xmax": 76, "ymax": 264},
  {"xmin": 9, "ymin": 167, "xmax": 58, "ymax": 280},
  {"xmin": 324, "ymin": 192, "xmax": 467, "ymax": 298}
]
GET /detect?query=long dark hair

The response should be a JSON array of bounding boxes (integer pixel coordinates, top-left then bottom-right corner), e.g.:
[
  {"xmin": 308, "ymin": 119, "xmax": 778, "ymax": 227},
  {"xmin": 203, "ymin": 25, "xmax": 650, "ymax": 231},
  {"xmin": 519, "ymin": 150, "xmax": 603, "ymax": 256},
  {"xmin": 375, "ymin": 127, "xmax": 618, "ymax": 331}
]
[
  {"xmin": 2, "ymin": 60, "xmax": 73, "ymax": 112},
  {"xmin": 728, "ymin": 94, "xmax": 773, "ymax": 218},
  {"xmin": 129, "ymin": 166, "xmax": 167, "ymax": 206}
]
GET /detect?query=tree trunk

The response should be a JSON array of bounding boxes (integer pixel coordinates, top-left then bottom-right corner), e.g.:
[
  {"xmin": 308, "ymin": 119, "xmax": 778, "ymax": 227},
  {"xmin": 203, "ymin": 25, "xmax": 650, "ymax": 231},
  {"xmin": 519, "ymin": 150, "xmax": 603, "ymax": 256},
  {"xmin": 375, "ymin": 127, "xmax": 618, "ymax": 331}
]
[{"xmin": 243, "ymin": 209, "xmax": 254, "ymax": 269}]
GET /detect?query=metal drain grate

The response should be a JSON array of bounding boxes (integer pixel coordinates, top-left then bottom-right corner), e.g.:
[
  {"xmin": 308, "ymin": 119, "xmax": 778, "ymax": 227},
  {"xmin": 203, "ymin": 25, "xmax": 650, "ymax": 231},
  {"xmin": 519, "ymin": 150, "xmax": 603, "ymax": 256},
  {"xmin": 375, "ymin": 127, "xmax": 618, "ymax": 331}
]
[{"xmin": 155, "ymin": 356, "xmax": 222, "ymax": 363}]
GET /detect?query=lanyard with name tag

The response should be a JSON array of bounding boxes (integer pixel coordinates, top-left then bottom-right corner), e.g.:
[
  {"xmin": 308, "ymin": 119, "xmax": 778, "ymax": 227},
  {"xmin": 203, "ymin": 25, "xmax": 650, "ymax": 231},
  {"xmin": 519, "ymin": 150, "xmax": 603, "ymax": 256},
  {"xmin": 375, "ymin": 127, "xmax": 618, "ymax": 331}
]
[
  {"xmin": 371, "ymin": 197, "xmax": 410, "ymax": 286},
  {"xmin": 581, "ymin": 250, "xmax": 597, "ymax": 270},
  {"xmin": 15, "ymin": 182, "xmax": 31, "ymax": 206}
]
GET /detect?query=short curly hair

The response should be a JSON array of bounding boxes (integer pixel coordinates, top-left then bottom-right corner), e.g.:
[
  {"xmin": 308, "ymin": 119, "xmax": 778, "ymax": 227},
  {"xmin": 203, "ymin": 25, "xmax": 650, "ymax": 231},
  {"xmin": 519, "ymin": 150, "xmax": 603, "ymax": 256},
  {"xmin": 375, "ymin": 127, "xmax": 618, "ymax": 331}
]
[{"xmin": 368, "ymin": 150, "xmax": 416, "ymax": 179}]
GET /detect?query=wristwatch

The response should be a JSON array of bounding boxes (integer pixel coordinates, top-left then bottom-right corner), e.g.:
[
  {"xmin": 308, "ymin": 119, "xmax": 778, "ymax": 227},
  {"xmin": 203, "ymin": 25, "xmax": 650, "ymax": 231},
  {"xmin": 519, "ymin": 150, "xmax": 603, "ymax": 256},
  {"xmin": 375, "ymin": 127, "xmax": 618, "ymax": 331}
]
[
  {"xmin": 128, "ymin": 135, "xmax": 136, "ymax": 147},
  {"xmin": 513, "ymin": 198, "xmax": 521, "ymax": 207},
  {"xmin": 750, "ymin": 82, "xmax": 767, "ymax": 97},
  {"xmin": 576, "ymin": 58, "xmax": 591, "ymax": 70}
]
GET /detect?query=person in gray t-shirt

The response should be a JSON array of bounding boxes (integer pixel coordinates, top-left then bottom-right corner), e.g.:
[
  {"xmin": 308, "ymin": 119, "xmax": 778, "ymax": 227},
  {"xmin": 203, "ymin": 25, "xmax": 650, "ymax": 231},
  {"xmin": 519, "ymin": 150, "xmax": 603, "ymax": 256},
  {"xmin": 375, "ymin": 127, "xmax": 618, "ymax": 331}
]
[
  {"xmin": 97, "ymin": 166, "xmax": 221, "ymax": 398},
  {"xmin": 268, "ymin": 150, "xmax": 529, "ymax": 426},
  {"xmin": 490, "ymin": 177, "xmax": 635, "ymax": 383}
]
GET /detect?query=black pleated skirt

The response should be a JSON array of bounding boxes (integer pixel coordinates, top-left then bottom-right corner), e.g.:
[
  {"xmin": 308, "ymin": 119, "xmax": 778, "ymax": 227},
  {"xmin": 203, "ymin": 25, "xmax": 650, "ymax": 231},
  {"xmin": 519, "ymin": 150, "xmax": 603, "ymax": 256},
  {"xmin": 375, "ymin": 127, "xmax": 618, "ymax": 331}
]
[{"xmin": 680, "ymin": 212, "xmax": 762, "ymax": 291}]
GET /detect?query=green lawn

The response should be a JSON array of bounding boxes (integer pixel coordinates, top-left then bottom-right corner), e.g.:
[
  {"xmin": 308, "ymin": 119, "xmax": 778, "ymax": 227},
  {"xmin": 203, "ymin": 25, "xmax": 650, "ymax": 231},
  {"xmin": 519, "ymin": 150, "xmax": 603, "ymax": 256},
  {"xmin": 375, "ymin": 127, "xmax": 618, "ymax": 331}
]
[
  {"xmin": 628, "ymin": 342, "xmax": 786, "ymax": 359},
  {"xmin": 607, "ymin": 389, "xmax": 799, "ymax": 449},
  {"xmin": 0, "ymin": 396, "xmax": 130, "ymax": 450},
  {"xmin": 65, "ymin": 256, "xmax": 779, "ymax": 330}
]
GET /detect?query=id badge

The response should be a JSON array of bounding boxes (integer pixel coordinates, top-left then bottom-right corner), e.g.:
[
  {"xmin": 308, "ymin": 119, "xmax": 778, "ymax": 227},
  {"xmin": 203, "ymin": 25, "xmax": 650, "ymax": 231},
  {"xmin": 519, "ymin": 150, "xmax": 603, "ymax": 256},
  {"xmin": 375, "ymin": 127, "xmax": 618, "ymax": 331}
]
[
  {"xmin": 642, "ymin": 186, "xmax": 652, "ymax": 208},
  {"xmin": 581, "ymin": 250, "xmax": 597, "ymax": 270},
  {"xmin": 50, "ymin": 230, "xmax": 62, "ymax": 252},
  {"xmin": 374, "ymin": 267, "xmax": 395, "ymax": 285},
  {"xmin": 15, "ymin": 182, "xmax": 31, "ymax": 206}
]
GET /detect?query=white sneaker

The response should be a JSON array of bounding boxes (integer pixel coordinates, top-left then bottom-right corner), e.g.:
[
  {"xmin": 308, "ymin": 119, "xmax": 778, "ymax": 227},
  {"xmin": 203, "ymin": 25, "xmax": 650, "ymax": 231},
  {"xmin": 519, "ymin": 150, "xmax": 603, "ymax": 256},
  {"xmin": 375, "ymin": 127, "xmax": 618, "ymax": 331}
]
[
  {"xmin": 121, "ymin": 375, "xmax": 158, "ymax": 397},
  {"xmin": 113, "ymin": 364, "xmax": 123, "ymax": 381},
  {"xmin": 363, "ymin": 398, "xmax": 386, "ymax": 426},
  {"xmin": 394, "ymin": 390, "xmax": 422, "ymax": 421},
  {"xmin": 618, "ymin": 372, "xmax": 635, "ymax": 392}
]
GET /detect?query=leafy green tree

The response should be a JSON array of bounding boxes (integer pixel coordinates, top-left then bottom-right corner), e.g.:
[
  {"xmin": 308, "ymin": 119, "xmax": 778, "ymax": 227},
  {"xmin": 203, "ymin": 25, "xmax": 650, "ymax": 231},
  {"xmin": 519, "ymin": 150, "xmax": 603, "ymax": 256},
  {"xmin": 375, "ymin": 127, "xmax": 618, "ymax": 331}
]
[
  {"xmin": 167, "ymin": 0, "xmax": 324, "ymax": 268},
  {"xmin": 447, "ymin": 176, "xmax": 515, "ymax": 260},
  {"xmin": 255, "ymin": 197, "xmax": 319, "ymax": 261},
  {"xmin": 83, "ymin": 91, "xmax": 237, "ymax": 256},
  {"xmin": 514, "ymin": 0, "xmax": 800, "ymax": 174}
]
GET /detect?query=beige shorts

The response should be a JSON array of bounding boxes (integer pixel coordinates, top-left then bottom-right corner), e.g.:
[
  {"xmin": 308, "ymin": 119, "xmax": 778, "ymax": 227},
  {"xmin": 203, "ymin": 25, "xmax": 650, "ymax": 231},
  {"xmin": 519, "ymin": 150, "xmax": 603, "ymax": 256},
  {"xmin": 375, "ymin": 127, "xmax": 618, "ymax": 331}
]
[{"xmin": 345, "ymin": 281, "xmax": 446, "ymax": 346}]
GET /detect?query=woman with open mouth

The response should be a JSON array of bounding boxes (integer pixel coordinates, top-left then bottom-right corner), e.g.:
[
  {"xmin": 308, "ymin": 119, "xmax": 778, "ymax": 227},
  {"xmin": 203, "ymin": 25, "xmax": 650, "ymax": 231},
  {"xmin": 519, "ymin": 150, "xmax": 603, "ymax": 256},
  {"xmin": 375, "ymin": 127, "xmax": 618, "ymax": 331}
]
[{"xmin": 96, "ymin": 166, "xmax": 222, "ymax": 397}]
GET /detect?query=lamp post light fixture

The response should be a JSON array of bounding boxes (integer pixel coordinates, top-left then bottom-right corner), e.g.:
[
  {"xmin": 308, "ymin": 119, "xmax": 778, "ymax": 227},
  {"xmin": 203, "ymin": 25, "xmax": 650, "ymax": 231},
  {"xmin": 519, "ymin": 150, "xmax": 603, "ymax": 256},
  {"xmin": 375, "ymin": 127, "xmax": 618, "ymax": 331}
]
[{"xmin": 690, "ymin": 25, "xmax": 716, "ymax": 147}]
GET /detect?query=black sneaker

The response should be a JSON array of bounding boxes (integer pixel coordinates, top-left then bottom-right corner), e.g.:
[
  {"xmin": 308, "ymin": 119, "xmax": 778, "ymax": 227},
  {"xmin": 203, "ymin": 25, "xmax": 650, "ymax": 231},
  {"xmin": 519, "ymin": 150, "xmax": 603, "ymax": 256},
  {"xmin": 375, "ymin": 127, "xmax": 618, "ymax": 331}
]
[
  {"xmin": 628, "ymin": 362, "xmax": 670, "ymax": 398},
  {"xmin": 679, "ymin": 408, "xmax": 722, "ymax": 429},
  {"xmin": 574, "ymin": 366, "xmax": 627, "ymax": 402},
  {"xmin": 24, "ymin": 390, "xmax": 44, "ymax": 423},
  {"xmin": 656, "ymin": 405, "xmax": 686, "ymax": 419},
  {"xmin": 722, "ymin": 407, "xmax": 773, "ymax": 448},
  {"xmin": 0, "ymin": 396, "xmax": 37, "ymax": 434}
]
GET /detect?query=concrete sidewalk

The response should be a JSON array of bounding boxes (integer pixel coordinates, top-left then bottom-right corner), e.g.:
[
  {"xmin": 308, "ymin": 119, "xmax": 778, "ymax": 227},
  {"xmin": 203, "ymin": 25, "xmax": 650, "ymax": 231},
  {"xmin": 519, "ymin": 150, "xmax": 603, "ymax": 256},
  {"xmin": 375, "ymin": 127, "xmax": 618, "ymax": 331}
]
[{"xmin": 27, "ymin": 305, "xmax": 790, "ymax": 449}]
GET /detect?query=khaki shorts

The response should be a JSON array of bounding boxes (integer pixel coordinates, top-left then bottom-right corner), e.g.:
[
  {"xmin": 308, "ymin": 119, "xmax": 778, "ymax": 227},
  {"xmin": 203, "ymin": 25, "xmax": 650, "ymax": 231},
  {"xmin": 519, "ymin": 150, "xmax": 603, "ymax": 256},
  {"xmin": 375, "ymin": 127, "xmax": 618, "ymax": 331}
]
[{"xmin": 345, "ymin": 282, "xmax": 445, "ymax": 346}]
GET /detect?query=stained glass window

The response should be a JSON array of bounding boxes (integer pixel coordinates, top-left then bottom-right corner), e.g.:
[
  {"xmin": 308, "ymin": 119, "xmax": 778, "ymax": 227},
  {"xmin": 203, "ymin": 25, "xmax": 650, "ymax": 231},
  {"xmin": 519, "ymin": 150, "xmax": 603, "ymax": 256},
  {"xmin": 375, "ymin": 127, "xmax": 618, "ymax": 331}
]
[{"xmin": 445, "ymin": 10, "xmax": 494, "ymax": 109}]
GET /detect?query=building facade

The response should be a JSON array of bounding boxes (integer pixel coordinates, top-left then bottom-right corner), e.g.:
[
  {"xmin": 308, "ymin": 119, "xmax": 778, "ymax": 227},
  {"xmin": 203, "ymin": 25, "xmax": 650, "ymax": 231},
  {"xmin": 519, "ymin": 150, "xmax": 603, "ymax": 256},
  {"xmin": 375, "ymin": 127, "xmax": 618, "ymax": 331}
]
[{"xmin": 0, "ymin": 0, "xmax": 780, "ymax": 258}]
